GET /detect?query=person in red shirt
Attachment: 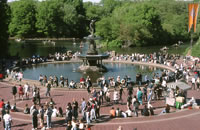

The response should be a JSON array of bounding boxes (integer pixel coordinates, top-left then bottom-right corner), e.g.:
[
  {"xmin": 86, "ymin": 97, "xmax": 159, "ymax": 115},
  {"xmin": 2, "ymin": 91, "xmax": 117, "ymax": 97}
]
[
  {"xmin": 80, "ymin": 77, "xmax": 85, "ymax": 88},
  {"xmin": 0, "ymin": 99, "xmax": 5, "ymax": 108},
  {"xmin": 18, "ymin": 85, "xmax": 24, "ymax": 100}
]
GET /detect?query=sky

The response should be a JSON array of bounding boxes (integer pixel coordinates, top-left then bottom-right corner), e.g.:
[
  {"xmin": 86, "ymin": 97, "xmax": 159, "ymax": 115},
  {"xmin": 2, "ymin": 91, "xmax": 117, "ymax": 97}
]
[{"xmin": 8, "ymin": 0, "xmax": 101, "ymax": 3}]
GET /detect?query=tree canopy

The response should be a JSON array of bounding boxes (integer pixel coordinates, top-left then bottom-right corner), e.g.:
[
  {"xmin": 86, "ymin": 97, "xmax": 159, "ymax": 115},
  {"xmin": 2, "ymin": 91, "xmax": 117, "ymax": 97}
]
[
  {"xmin": 9, "ymin": 0, "xmax": 37, "ymax": 38},
  {"xmin": 5, "ymin": 0, "xmax": 200, "ymax": 47},
  {"xmin": 0, "ymin": 0, "xmax": 10, "ymax": 58}
]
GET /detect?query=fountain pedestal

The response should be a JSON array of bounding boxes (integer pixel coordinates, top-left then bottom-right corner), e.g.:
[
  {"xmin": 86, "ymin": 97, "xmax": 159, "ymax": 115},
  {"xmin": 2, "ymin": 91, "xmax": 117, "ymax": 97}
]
[{"xmin": 78, "ymin": 54, "xmax": 109, "ymax": 72}]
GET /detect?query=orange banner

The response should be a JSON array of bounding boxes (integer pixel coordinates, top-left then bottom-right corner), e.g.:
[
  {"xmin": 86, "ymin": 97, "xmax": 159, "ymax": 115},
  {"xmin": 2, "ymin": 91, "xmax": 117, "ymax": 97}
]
[
  {"xmin": 188, "ymin": 3, "xmax": 194, "ymax": 32},
  {"xmin": 193, "ymin": 3, "xmax": 199, "ymax": 32}
]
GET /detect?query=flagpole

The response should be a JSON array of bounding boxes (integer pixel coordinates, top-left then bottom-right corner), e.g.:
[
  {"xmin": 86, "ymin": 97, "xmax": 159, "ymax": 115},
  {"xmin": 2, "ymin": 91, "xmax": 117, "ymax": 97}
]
[
  {"xmin": 190, "ymin": 0, "xmax": 194, "ymax": 53},
  {"xmin": 191, "ymin": 29, "xmax": 193, "ymax": 50}
]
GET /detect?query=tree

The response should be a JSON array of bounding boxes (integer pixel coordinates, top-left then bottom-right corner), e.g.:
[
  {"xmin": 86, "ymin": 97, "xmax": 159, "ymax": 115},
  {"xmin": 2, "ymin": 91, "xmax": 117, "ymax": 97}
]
[
  {"xmin": 36, "ymin": 0, "xmax": 62, "ymax": 37},
  {"xmin": 36, "ymin": 0, "xmax": 86, "ymax": 38},
  {"xmin": 84, "ymin": 2, "xmax": 104, "ymax": 21},
  {"xmin": 63, "ymin": 0, "xmax": 87, "ymax": 37},
  {"xmin": 9, "ymin": 0, "xmax": 37, "ymax": 38},
  {"xmin": 100, "ymin": 0, "xmax": 121, "ymax": 16},
  {"xmin": 154, "ymin": 0, "xmax": 189, "ymax": 42},
  {"xmin": 96, "ymin": 2, "xmax": 165, "ymax": 47},
  {"xmin": 0, "ymin": 0, "xmax": 10, "ymax": 58}
]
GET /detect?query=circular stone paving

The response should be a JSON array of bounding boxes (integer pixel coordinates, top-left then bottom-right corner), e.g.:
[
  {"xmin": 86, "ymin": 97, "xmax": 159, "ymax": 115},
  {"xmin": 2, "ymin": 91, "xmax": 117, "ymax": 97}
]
[
  {"xmin": 1, "ymin": 80, "xmax": 200, "ymax": 130},
  {"xmin": 1, "ymin": 59, "xmax": 199, "ymax": 130}
]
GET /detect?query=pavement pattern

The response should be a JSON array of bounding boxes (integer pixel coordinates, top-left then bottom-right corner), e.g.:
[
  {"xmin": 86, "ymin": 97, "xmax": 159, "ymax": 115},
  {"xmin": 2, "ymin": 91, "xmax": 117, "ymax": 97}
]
[
  {"xmin": 0, "ymin": 59, "xmax": 200, "ymax": 130},
  {"xmin": 1, "ymin": 80, "xmax": 200, "ymax": 130}
]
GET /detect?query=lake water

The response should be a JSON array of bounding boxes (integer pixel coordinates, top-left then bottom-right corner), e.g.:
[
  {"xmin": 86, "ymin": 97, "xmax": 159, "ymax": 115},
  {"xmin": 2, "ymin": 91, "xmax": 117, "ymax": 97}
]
[
  {"xmin": 9, "ymin": 40, "xmax": 189, "ymax": 58},
  {"xmin": 9, "ymin": 40, "xmax": 184, "ymax": 82}
]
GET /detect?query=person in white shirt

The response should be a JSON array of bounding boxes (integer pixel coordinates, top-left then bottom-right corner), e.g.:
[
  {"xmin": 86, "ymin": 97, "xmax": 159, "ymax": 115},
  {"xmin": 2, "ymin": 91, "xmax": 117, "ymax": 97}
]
[
  {"xmin": 125, "ymin": 107, "xmax": 132, "ymax": 117},
  {"xmin": 162, "ymin": 79, "xmax": 167, "ymax": 88},
  {"xmin": 113, "ymin": 89, "xmax": 119, "ymax": 104},
  {"xmin": 3, "ymin": 110, "xmax": 12, "ymax": 130},
  {"xmin": 186, "ymin": 74, "xmax": 190, "ymax": 83},
  {"xmin": 116, "ymin": 76, "xmax": 121, "ymax": 85},
  {"xmin": 132, "ymin": 96, "xmax": 137, "ymax": 109},
  {"xmin": 192, "ymin": 77, "xmax": 196, "ymax": 90},
  {"xmin": 110, "ymin": 78, "xmax": 115, "ymax": 88},
  {"xmin": 18, "ymin": 72, "xmax": 23, "ymax": 82},
  {"xmin": 52, "ymin": 107, "xmax": 58, "ymax": 118},
  {"xmin": 69, "ymin": 80, "xmax": 76, "ymax": 89},
  {"xmin": 79, "ymin": 119, "xmax": 85, "ymax": 130},
  {"xmin": 103, "ymin": 86, "xmax": 108, "ymax": 94},
  {"xmin": 24, "ymin": 83, "xmax": 30, "ymax": 99}
]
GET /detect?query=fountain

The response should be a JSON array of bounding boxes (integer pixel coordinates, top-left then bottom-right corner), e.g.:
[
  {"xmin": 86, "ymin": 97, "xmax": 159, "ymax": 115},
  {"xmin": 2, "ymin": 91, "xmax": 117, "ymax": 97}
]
[{"xmin": 78, "ymin": 20, "xmax": 109, "ymax": 72}]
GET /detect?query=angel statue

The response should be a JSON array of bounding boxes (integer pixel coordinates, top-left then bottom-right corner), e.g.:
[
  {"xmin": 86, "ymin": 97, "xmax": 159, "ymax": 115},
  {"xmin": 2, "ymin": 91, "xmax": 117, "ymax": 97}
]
[{"xmin": 89, "ymin": 20, "xmax": 96, "ymax": 36}]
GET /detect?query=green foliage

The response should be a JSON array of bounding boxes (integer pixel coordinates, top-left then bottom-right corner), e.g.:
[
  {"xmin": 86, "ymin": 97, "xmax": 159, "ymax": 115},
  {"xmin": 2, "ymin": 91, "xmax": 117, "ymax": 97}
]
[
  {"xmin": 96, "ymin": 2, "xmax": 165, "ymax": 47},
  {"xmin": 96, "ymin": 17, "xmax": 112, "ymax": 40},
  {"xmin": 155, "ymin": 0, "xmax": 189, "ymax": 42},
  {"xmin": 8, "ymin": 0, "xmax": 86, "ymax": 38},
  {"xmin": 191, "ymin": 39, "xmax": 200, "ymax": 57},
  {"xmin": 36, "ymin": 0, "xmax": 63, "ymax": 37},
  {"xmin": 84, "ymin": 2, "xmax": 104, "ymax": 20},
  {"xmin": 0, "ymin": 0, "xmax": 10, "ymax": 58},
  {"xmin": 95, "ymin": 0, "xmax": 198, "ymax": 47},
  {"xmin": 7, "ymin": 0, "xmax": 200, "ymax": 48},
  {"xmin": 9, "ymin": 0, "xmax": 36, "ymax": 38},
  {"xmin": 100, "ymin": 0, "xmax": 122, "ymax": 16},
  {"xmin": 62, "ymin": 0, "xmax": 87, "ymax": 37}
]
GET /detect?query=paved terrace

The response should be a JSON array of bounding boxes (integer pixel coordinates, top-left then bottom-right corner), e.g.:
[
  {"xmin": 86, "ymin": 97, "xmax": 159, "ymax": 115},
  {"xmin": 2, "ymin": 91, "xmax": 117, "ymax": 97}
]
[{"xmin": 0, "ymin": 59, "xmax": 200, "ymax": 130}]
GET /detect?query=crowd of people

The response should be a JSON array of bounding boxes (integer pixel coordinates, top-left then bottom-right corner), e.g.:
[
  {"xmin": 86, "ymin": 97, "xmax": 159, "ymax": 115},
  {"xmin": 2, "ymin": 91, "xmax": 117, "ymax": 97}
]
[
  {"xmin": 1, "ymin": 50, "xmax": 200, "ymax": 130},
  {"xmin": 53, "ymin": 52, "xmax": 71, "ymax": 61},
  {"xmin": 109, "ymin": 52, "xmax": 181, "ymax": 64}
]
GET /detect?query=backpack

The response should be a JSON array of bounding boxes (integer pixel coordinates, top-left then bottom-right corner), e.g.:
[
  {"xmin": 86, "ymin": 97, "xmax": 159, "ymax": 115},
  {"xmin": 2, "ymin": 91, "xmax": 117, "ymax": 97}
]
[{"xmin": 32, "ymin": 109, "xmax": 38, "ymax": 117}]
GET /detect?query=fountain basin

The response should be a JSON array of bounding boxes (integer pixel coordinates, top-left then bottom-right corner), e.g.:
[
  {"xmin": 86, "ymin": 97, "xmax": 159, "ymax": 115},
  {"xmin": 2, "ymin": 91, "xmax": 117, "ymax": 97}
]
[
  {"xmin": 77, "ymin": 54, "xmax": 109, "ymax": 72},
  {"xmin": 22, "ymin": 62, "xmax": 163, "ymax": 83}
]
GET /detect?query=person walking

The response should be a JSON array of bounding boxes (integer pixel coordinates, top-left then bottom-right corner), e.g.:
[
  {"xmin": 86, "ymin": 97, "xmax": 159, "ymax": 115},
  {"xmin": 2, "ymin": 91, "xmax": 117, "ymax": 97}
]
[
  {"xmin": 192, "ymin": 77, "xmax": 196, "ymax": 90},
  {"xmin": 113, "ymin": 89, "xmax": 119, "ymax": 104},
  {"xmin": 85, "ymin": 102, "xmax": 91, "ymax": 124},
  {"xmin": 31, "ymin": 106, "xmax": 39, "ymax": 130},
  {"xmin": 1, "ymin": 106, "xmax": 6, "ymax": 129},
  {"xmin": 90, "ymin": 102, "xmax": 96, "ymax": 122},
  {"xmin": 72, "ymin": 99, "xmax": 79, "ymax": 120},
  {"xmin": 133, "ymin": 98, "xmax": 140, "ymax": 117},
  {"xmin": 45, "ymin": 106, "xmax": 53, "ymax": 129},
  {"xmin": 3, "ymin": 110, "xmax": 12, "ymax": 130},
  {"xmin": 36, "ymin": 88, "xmax": 41, "ymax": 105},
  {"xmin": 119, "ymin": 85, "xmax": 124, "ymax": 102},
  {"xmin": 24, "ymin": 83, "xmax": 30, "ymax": 100},
  {"xmin": 98, "ymin": 89, "xmax": 104, "ymax": 105},
  {"xmin": 45, "ymin": 81, "xmax": 51, "ymax": 97},
  {"xmin": 86, "ymin": 76, "xmax": 92, "ymax": 93},
  {"xmin": 39, "ymin": 105, "xmax": 45, "ymax": 128},
  {"xmin": 80, "ymin": 98, "xmax": 86, "ymax": 120},
  {"xmin": 65, "ymin": 103, "xmax": 72, "ymax": 123},
  {"xmin": 137, "ymin": 87, "xmax": 143, "ymax": 105},
  {"xmin": 12, "ymin": 85, "xmax": 17, "ymax": 101},
  {"xmin": 143, "ymin": 85, "xmax": 147, "ymax": 102},
  {"xmin": 18, "ymin": 84, "xmax": 24, "ymax": 100}
]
